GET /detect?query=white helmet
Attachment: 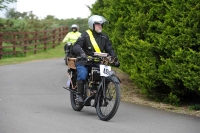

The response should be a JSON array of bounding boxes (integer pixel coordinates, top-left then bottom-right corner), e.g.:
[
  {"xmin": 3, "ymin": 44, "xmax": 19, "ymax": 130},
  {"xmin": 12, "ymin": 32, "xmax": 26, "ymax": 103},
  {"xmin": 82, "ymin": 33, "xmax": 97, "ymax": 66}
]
[
  {"xmin": 71, "ymin": 24, "xmax": 78, "ymax": 30},
  {"xmin": 88, "ymin": 15, "xmax": 107, "ymax": 30}
]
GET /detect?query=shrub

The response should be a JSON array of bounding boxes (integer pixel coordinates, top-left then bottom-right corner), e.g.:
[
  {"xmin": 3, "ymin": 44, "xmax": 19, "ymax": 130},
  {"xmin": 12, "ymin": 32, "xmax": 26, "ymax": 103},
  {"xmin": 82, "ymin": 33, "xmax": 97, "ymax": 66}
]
[{"xmin": 91, "ymin": 0, "xmax": 200, "ymax": 104}]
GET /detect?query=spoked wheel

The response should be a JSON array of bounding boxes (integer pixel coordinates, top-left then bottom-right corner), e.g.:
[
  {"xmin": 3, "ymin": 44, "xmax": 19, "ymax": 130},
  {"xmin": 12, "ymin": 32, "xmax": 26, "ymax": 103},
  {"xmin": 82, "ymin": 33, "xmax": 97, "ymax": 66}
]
[
  {"xmin": 69, "ymin": 70, "xmax": 84, "ymax": 111},
  {"xmin": 96, "ymin": 80, "xmax": 121, "ymax": 121}
]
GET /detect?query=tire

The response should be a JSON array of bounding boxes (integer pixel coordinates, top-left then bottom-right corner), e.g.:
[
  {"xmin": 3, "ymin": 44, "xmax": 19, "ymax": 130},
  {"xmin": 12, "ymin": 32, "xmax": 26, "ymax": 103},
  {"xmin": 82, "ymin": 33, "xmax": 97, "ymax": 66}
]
[
  {"xmin": 65, "ymin": 59, "xmax": 68, "ymax": 65},
  {"xmin": 65, "ymin": 55, "xmax": 68, "ymax": 66},
  {"xmin": 69, "ymin": 70, "xmax": 84, "ymax": 111},
  {"xmin": 96, "ymin": 80, "xmax": 121, "ymax": 121}
]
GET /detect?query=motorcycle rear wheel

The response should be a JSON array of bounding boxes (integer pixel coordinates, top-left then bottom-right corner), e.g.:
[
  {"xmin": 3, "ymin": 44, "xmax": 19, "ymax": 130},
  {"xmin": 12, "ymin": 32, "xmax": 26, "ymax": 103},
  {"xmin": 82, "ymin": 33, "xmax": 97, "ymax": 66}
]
[
  {"xmin": 70, "ymin": 91, "xmax": 84, "ymax": 111},
  {"xmin": 69, "ymin": 70, "xmax": 84, "ymax": 111},
  {"xmin": 96, "ymin": 80, "xmax": 120, "ymax": 121}
]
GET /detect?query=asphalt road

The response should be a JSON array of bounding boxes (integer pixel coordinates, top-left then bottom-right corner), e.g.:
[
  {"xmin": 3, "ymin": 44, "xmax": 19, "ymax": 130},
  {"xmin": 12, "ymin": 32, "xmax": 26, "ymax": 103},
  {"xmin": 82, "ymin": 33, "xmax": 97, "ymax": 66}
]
[{"xmin": 0, "ymin": 58, "xmax": 200, "ymax": 133}]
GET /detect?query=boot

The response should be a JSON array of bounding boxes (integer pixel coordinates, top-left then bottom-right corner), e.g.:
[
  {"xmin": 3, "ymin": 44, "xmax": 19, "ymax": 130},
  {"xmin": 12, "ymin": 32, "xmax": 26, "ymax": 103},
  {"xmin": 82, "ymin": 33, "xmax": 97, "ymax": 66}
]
[{"xmin": 76, "ymin": 80, "xmax": 84, "ymax": 103}]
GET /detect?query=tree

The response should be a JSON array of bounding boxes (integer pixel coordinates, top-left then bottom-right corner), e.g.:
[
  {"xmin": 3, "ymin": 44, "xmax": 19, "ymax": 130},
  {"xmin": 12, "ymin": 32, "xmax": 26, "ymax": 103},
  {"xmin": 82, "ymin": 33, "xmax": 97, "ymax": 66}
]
[
  {"xmin": 45, "ymin": 15, "xmax": 56, "ymax": 20},
  {"xmin": 5, "ymin": 8, "xmax": 17, "ymax": 18},
  {"xmin": 0, "ymin": 0, "xmax": 17, "ymax": 11}
]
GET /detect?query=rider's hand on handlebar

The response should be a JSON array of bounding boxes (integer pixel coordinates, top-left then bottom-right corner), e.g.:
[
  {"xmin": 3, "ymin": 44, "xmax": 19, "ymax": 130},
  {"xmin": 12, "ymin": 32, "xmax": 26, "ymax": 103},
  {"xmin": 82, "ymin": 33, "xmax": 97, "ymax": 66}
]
[
  {"xmin": 114, "ymin": 58, "xmax": 120, "ymax": 67},
  {"xmin": 77, "ymin": 53, "xmax": 87, "ymax": 66},
  {"xmin": 80, "ymin": 53, "xmax": 87, "ymax": 60}
]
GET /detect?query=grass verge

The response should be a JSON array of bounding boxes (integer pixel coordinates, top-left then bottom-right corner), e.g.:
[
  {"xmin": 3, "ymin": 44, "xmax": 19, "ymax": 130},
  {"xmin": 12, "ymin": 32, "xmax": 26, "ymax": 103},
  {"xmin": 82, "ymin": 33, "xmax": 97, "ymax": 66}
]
[
  {"xmin": 0, "ymin": 44, "xmax": 64, "ymax": 66},
  {"xmin": 113, "ymin": 67, "xmax": 200, "ymax": 117}
]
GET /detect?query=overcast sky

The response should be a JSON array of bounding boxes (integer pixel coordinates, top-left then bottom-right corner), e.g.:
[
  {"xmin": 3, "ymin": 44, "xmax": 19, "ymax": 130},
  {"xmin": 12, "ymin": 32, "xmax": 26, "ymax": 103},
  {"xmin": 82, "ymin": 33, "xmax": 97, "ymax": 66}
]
[{"xmin": 0, "ymin": 0, "xmax": 96, "ymax": 19}]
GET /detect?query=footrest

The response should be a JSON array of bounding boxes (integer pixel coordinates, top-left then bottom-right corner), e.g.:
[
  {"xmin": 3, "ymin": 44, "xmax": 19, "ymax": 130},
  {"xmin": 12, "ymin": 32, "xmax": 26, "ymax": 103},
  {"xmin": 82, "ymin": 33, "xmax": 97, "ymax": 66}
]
[{"xmin": 63, "ymin": 87, "xmax": 74, "ymax": 92}]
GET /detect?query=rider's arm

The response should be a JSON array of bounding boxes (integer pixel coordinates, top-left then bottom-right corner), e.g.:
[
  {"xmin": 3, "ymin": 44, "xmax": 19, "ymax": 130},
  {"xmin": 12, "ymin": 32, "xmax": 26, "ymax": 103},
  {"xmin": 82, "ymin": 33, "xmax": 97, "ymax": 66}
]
[
  {"xmin": 62, "ymin": 32, "xmax": 71, "ymax": 43},
  {"xmin": 103, "ymin": 34, "xmax": 117, "ymax": 57},
  {"xmin": 72, "ymin": 32, "xmax": 87, "ymax": 56}
]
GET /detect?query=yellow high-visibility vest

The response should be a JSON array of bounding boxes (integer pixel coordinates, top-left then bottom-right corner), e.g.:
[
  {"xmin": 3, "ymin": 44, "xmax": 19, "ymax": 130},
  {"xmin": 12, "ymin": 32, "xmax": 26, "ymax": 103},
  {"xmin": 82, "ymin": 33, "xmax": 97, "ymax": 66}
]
[
  {"xmin": 62, "ymin": 31, "xmax": 81, "ymax": 44},
  {"xmin": 86, "ymin": 30, "xmax": 101, "ymax": 53}
]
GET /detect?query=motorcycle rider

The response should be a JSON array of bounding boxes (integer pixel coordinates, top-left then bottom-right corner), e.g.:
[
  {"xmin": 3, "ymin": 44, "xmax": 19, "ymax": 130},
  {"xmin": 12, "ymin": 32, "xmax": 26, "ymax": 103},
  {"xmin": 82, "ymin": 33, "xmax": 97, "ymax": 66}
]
[
  {"xmin": 72, "ymin": 15, "xmax": 120, "ymax": 103},
  {"xmin": 62, "ymin": 24, "xmax": 81, "ymax": 59}
]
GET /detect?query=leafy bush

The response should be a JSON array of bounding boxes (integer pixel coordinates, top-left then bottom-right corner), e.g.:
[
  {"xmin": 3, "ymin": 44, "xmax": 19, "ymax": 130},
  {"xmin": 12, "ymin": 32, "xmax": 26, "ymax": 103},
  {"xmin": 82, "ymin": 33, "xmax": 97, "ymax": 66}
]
[
  {"xmin": 91, "ymin": 0, "xmax": 200, "ymax": 104},
  {"xmin": 189, "ymin": 104, "xmax": 200, "ymax": 110}
]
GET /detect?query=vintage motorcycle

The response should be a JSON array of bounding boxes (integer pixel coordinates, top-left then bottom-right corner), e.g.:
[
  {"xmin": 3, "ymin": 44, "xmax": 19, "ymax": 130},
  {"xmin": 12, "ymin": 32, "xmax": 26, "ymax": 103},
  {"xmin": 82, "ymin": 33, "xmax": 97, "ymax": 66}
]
[{"xmin": 64, "ymin": 52, "xmax": 121, "ymax": 121}]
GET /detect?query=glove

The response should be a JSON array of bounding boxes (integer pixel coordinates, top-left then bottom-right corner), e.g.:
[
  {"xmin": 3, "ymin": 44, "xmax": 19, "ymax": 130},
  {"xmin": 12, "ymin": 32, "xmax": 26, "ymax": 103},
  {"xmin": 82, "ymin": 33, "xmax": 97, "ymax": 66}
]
[
  {"xmin": 77, "ymin": 53, "xmax": 87, "ymax": 66},
  {"xmin": 80, "ymin": 53, "xmax": 87, "ymax": 60},
  {"xmin": 114, "ymin": 58, "xmax": 120, "ymax": 67}
]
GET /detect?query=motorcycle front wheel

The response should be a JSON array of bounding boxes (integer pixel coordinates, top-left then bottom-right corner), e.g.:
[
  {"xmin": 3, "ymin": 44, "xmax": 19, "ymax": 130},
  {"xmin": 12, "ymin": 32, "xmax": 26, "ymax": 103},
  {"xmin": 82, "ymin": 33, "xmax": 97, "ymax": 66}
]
[{"xmin": 96, "ymin": 80, "xmax": 121, "ymax": 121}]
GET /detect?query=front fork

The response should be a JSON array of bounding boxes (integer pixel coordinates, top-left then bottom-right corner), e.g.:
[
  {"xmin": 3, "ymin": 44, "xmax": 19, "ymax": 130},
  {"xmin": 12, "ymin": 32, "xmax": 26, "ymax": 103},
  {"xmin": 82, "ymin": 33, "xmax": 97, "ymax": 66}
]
[{"xmin": 94, "ymin": 77, "xmax": 108, "ymax": 106}]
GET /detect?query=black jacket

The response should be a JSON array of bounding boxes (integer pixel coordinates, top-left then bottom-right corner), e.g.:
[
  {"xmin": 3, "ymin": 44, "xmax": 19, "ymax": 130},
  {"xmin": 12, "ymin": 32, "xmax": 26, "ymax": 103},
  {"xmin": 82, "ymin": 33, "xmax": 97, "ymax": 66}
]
[{"xmin": 73, "ymin": 30, "xmax": 117, "ymax": 65}]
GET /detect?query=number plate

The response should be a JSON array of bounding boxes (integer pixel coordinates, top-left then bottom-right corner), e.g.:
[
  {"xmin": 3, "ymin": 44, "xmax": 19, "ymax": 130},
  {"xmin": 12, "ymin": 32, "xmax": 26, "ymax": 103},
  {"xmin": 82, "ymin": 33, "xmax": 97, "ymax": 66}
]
[{"xmin": 100, "ymin": 65, "xmax": 111, "ymax": 77}]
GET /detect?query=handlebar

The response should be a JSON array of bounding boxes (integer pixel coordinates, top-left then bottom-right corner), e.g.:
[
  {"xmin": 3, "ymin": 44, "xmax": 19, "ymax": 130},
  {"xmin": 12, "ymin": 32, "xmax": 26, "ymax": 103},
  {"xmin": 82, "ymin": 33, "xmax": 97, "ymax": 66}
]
[
  {"xmin": 76, "ymin": 55, "xmax": 116, "ymax": 65},
  {"xmin": 89, "ymin": 56, "xmax": 116, "ymax": 65}
]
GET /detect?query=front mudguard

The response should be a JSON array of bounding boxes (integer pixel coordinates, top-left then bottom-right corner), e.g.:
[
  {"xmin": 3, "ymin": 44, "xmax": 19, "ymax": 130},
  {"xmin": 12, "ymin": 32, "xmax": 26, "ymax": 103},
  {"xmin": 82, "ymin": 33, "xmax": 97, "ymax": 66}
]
[
  {"xmin": 106, "ymin": 75, "xmax": 121, "ymax": 84},
  {"xmin": 97, "ymin": 75, "xmax": 121, "ymax": 92}
]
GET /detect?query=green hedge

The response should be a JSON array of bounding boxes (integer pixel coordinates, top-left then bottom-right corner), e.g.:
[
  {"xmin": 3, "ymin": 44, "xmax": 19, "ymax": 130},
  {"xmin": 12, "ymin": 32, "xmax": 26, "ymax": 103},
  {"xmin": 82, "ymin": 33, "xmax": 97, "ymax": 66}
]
[{"xmin": 91, "ymin": 0, "xmax": 200, "ymax": 104}]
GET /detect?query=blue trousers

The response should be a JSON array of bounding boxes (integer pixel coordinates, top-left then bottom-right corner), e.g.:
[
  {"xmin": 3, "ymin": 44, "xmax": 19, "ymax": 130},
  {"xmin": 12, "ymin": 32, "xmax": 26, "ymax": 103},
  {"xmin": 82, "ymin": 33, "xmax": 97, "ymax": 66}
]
[
  {"xmin": 76, "ymin": 65, "xmax": 88, "ymax": 80},
  {"xmin": 76, "ymin": 64, "xmax": 100, "ymax": 81}
]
